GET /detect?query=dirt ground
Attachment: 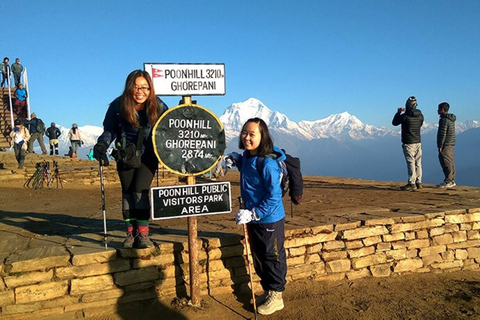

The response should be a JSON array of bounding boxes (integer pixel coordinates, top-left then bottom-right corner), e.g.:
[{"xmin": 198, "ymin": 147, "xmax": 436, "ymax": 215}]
[{"xmin": 1, "ymin": 155, "xmax": 480, "ymax": 319}]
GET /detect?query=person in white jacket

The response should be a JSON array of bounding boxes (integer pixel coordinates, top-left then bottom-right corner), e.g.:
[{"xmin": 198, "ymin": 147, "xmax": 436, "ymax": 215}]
[{"xmin": 67, "ymin": 123, "xmax": 83, "ymax": 156}]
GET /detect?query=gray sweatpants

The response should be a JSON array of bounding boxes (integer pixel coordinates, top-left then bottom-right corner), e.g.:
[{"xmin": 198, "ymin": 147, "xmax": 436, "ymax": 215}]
[{"xmin": 402, "ymin": 143, "xmax": 422, "ymax": 185}]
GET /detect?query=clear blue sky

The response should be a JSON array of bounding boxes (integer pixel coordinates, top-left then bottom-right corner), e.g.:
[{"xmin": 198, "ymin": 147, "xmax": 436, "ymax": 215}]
[{"xmin": 3, "ymin": 0, "xmax": 479, "ymax": 129}]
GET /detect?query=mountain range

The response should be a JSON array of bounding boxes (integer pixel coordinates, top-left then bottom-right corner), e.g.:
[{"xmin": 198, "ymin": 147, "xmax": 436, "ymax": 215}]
[{"xmin": 35, "ymin": 98, "xmax": 480, "ymax": 187}]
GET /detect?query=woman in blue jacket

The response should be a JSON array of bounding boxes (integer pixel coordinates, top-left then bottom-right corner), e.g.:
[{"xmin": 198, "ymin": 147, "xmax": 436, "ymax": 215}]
[
  {"xmin": 233, "ymin": 117, "xmax": 287, "ymax": 316},
  {"xmin": 93, "ymin": 70, "xmax": 167, "ymax": 249}
]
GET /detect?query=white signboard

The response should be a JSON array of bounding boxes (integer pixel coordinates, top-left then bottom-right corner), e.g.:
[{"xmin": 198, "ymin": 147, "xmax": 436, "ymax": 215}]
[{"xmin": 144, "ymin": 63, "xmax": 226, "ymax": 96}]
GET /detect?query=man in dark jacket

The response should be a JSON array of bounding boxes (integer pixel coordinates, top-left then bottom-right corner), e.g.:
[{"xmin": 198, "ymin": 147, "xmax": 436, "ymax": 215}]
[
  {"xmin": 24, "ymin": 113, "xmax": 47, "ymax": 155},
  {"xmin": 392, "ymin": 96, "xmax": 424, "ymax": 191},
  {"xmin": 45, "ymin": 122, "xmax": 62, "ymax": 155},
  {"xmin": 436, "ymin": 102, "xmax": 456, "ymax": 188}
]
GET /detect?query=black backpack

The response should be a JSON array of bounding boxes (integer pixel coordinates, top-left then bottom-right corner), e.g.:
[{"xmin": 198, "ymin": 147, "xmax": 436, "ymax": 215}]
[
  {"xmin": 256, "ymin": 150, "xmax": 303, "ymax": 205},
  {"xmin": 36, "ymin": 119, "xmax": 46, "ymax": 133}
]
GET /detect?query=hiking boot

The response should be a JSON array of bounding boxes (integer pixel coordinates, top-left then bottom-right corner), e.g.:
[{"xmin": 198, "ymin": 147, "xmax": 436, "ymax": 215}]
[
  {"xmin": 136, "ymin": 231, "xmax": 153, "ymax": 248},
  {"xmin": 123, "ymin": 232, "xmax": 135, "ymax": 249},
  {"xmin": 400, "ymin": 183, "xmax": 417, "ymax": 191},
  {"xmin": 255, "ymin": 291, "xmax": 269, "ymax": 306},
  {"xmin": 415, "ymin": 182, "xmax": 423, "ymax": 189},
  {"xmin": 445, "ymin": 181, "xmax": 456, "ymax": 188},
  {"xmin": 437, "ymin": 181, "xmax": 447, "ymax": 188},
  {"xmin": 257, "ymin": 290, "xmax": 284, "ymax": 315}
]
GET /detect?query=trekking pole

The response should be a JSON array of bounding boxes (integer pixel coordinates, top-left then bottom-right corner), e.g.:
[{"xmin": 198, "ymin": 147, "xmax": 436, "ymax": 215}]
[
  {"xmin": 238, "ymin": 197, "xmax": 258, "ymax": 320},
  {"xmin": 99, "ymin": 160, "xmax": 108, "ymax": 249}
]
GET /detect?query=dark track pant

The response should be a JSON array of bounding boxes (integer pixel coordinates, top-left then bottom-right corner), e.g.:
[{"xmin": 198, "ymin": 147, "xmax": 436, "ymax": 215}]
[
  {"xmin": 439, "ymin": 146, "xmax": 455, "ymax": 183},
  {"xmin": 247, "ymin": 219, "xmax": 287, "ymax": 292}
]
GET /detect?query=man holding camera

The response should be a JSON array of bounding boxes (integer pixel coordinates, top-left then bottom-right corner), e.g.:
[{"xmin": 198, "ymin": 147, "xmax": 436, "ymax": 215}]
[{"xmin": 392, "ymin": 96, "xmax": 424, "ymax": 191}]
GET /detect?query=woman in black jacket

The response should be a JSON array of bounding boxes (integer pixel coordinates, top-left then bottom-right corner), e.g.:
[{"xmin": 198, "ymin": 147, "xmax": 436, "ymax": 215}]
[{"xmin": 93, "ymin": 70, "xmax": 168, "ymax": 248}]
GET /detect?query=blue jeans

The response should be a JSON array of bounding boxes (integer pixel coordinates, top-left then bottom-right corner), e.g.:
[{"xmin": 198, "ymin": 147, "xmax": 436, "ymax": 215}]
[{"xmin": 402, "ymin": 143, "xmax": 422, "ymax": 185}]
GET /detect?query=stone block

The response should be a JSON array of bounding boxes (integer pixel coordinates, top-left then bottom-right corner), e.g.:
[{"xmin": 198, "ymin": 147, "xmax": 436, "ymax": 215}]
[
  {"xmin": 473, "ymin": 222, "xmax": 480, "ymax": 230},
  {"xmin": 407, "ymin": 239, "xmax": 430, "ymax": 249},
  {"xmin": 365, "ymin": 218, "xmax": 395, "ymax": 226},
  {"xmin": 208, "ymin": 259, "xmax": 227, "ymax": 272},
  {"xmin": 322, "ymin": 251, "xmax": 347, "ymax": 262},
  {"xmin": 405, "ymin": 231, "xmax": 416, "ymax": 240},
  {"xmin": 323, "ymin": 240, "xmax": 346, "ymax": 251},
  {"xmin": 285, "ymin": 232, "xmax": 337, "ymax": 248},
  {"xmin": 305, "ymin": 254, "xmax": 322, "ymax": 264},
  {"xmin": 288, "ymin": 246, "xmax": 307, "ymax": 257},
  {"xmin": 82, "ymin": 288, "xmax": 124, "ymax": 303},
  {"xmin": 348, "ymin": 246, "xmax": 375, "ymax": 259},
  {"xmin": 208, "ymin": 244, "xmax": 245, "ymax": 260},
  {"xmin": 467, "ymin": 247, "xmax": 480, "ymax": 259},
  {"xmin": 15, "ymin": 280, "xmax": 69, "ymax": 303},
  {"xmin": 447, "ymin": 239, "xmax": 480, "ymax": 250},
  {"xmin": 391, "ymin": 218, "xmax": 444, "ymax": 233},
  {"xmin": 424, "ymin": 212, "xmax": 445, "ymax": 220},
  {"xmin": 4, "ymin": 269, "xmax": 53, "ymax": 288},
  {"xmin": 467, "ymin": 230, "xmax": 480, "ymax": 240},
  {"xmin": 306, "ymin": 243, "xmax": 323, "ymax": 254},
  {"xmin": 393, "ymin": 258, "xmax": 423, "ymax": 273},
  {"xmin": 419, "ymin": 245, "xmax": 446, "ymax": 257},
  {"xmin": 334, "ymin": 221, "xmax": 361, "ymax": 232},
  {"xmin": 370, "ymin": 264, "xmax": 392, "ymax": 277},
  {"xmin": 445, "ymin": 212, "xmax": 480, "ymax": 224},
  {"xmin": 455, "ymin": 249, "xmax": 468, "ymax": 260},
  {"xmin": 311, "ymin": 225, "xmax": 334, "ymax": 234},
  {"xmin": 431, "ymin": 260, "xmax": 464, "ymax": 270},
  {"xmin": 363, "ymin": 235, "xmax": 382, "ymax": 247},
  {"xmin": 376, "ymin": 242, "xmax": 392, "ymax": 252},
  {"xmin": 382, "ymin": 233, "xmax": 405, "ymax": 242},
  {"xmin": 342, "ymin": 226, "xmax": 389, "ymax": 241},
  {"xmin": 386, "ymin": 248, "xmax": 408, "ymax": 261},
  {"xmin": 400, "ymin": 216, "xmax": 426, "ymax": 223},
  {"xmin": 42, "ymin": 295, "xmax": 79, "ymax": 309},
  {"xmin": 468, "ymin": 208, "xmax": 480, "ymax": 213},
  {"xmin": 114, "ymin": 266, "xmax": 161, "ymax": 287},
  {"xmin": 202, "ymin": 234, "xmax": 242, "ymax": 249},
  {"xmin": 429, "ymin": 227, "xmax": 445, "ymax": 237},
  {"xmin": 0, "ymin": 290, "xmax": 14, "ymax": 306},
  {"xmin": 326, "ymin": 259, "xmax": 351, "ymax": 273},
  {"xmin": 6, "ymin": 246, "xmax": 71, "ymax": 273},
  {"xmin": 441, "ymin": 250, "xmax": 455, "ymax": 261},
  {"xmin": 416, "ymin": 230, "xmax": 429, "ymax": 239},
  {"xmin": 391, "ymin": 241, "xmax": 407, "ymax": 250},
  {"xmin": 285, "ymin": 227, "xmax": 310, "ymax": 238},
  {"xmin": 452, "ymin": 231, "xmax": 467, "ymax": 243},
  {"xmin": 133, "ymin": 253, "xmax": 175, "ymax": 269},
  {"xmin": 70, "ymin": 247, "xmax": 116, "ymax": 266},
  {"xmin": 421, "ymin": 253, "xmax": 443, "ymax": 266},
  {"xmin": 444, "ymin": 209, "xmax": 468, "ymax": 215},
  {"xmin": 287, "ymin": 256, "xmax": 305, "ymax": 267},
  {"xmin": 346, "ymin": 268, "xmax": 371, "ymax": 280},
  {"xmin": 432, "ymin": 234, "xmax": 453, "ymax": 246},
  {"xmin": 71, "ymin": 274, "xmax": 115, "ymax": 295},
  {"xmin": 56, "ymin": 259, "xmax": 130, "ymax": 279},
  {"xmin": 352, "ymin": 253, "xmax": 387, "ymax": 269},
  {"xmin": 460, "ymin": 223, "xmax": 473, "ymax": 231},
  {"xmin": 345, "ymin": 240, "xmax": 364, "ymax": 250}
]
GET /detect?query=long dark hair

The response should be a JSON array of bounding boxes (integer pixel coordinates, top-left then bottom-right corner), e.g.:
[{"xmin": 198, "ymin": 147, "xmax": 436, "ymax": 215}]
[
  {"xmin": 238, "ymin": 117, "xmax": 273, "ymax": 156},
  {"xmin": 120, "ymin": 69, "xmax": 159, "ymax": 127}
]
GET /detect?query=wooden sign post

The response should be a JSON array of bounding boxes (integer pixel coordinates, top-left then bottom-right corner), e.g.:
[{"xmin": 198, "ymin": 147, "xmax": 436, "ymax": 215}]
[{"xmin": 151, "ymin": 95, "xmax": 227, "ymax": 307}]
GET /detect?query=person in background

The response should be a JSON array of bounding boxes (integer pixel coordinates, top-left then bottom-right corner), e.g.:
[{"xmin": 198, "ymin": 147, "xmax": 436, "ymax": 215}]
[
  {"xmin": 1, "ymin": 57, "xmax": 10, "ymax": 87},
  {"xmin": 13, "ymin": 83, "xmax": 28, "ymax": 119},
  {"xmin": 9, "ymin": 119, "xmax": 30, "ymax": 169},
  {"xmin": 11, "ymin": 58, "xmax": 24, "ymax": 87},
  {"xmin": 392, "ymin": 96, "xmax": 424, "ymax": 191},
  {"xmin": 228, "ymin": 117, "xmax": 287, "ymax": 316},
  {"xmin": 68, "ymin": 123, "xmax": 82, "ymax": 156},
  {"xmin": 93, "ymin": 69, "xmax": 168, "ymax": 249},
  {"xmin": 45, "ymin": 122, "xmax": 62, "ymax": 155},
  {"xmin": 24, "ymin": 113, "xmax": 47, "ymax": 155},
  {"xmin": 436, "ymin": 102, "xmax": 456, "ymax": 188}
]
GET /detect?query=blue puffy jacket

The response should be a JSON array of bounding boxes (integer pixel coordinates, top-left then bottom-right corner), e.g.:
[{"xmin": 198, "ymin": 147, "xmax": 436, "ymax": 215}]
[{"xmin": 238, "ymin": 146, "xmax": 286, "ymax": 224}]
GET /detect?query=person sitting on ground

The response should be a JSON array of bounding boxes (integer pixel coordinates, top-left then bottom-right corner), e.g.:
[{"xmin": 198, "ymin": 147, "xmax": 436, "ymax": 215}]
[{"xmin": 45, "ymin": 122, "xmax": 62, "ymax": 155}]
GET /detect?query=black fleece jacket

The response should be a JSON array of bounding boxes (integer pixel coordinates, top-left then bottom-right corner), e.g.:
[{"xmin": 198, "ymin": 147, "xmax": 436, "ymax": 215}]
[{"xmin": 392, "ymin": 107, "xmax": 424, "ymax": 144}]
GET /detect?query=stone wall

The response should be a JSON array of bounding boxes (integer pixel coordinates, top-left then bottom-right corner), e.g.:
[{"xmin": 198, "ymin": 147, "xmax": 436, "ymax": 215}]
[{"xmin": 1, "ymin": 208, "xmax": 480, "ymax": 319}]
